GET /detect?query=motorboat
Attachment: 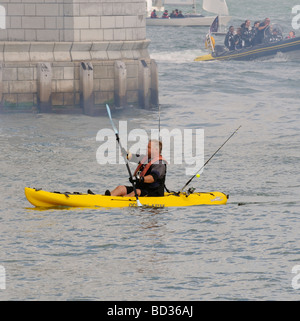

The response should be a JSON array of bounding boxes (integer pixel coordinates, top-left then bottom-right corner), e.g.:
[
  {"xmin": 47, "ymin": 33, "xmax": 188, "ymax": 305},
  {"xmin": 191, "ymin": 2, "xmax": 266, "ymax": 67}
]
[{"xmin": 195, "ymin": 36, "xmax": 300, "ymax": 61}]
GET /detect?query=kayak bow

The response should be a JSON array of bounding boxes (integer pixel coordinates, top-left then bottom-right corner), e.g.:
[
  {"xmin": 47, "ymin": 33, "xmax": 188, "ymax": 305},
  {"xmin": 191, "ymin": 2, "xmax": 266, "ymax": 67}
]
[{"xmin": 24, "ymin": 187, "xmax": 228, "ymax": 208}]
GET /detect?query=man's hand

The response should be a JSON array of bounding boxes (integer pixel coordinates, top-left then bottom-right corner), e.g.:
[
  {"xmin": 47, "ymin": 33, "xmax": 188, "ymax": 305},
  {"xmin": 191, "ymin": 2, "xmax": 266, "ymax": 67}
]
[{"xmin": 129, "ymin": 176, "xmax": 144, "ymax": 184}]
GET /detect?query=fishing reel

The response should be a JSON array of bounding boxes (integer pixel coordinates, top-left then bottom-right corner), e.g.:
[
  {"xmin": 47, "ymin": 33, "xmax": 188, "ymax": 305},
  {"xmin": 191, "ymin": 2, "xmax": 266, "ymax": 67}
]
[{"xmin": 186, "ymin": 187, "xmax": 196, "ymax": 197}]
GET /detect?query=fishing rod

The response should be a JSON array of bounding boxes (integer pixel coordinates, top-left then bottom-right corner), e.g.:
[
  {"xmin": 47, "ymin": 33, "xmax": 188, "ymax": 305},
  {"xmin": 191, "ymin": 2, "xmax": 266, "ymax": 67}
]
[
  {"xmin": 106, "ymin": 104, "xmax": 142, "ymax": 207},
  {"xmin": 180, "ymin": 125, "xmax": 241, "ymax": 193}
]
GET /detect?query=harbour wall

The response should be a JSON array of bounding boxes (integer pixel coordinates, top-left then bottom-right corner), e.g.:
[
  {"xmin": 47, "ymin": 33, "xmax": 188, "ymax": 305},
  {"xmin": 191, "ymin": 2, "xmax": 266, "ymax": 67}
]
[{"xmin": 0, "ymin": 0, "xmax": 159, "ymax": 115}]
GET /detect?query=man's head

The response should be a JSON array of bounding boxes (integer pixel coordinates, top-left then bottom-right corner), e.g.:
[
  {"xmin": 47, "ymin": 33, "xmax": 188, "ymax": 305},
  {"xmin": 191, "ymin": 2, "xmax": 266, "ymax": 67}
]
[
  {"xmin": 289, "ymin": 31, "xmax": 295, "ymax": 37},
  {"xmin": 147, "ymin": 139, "xmax": 162, "ymax": 158}
]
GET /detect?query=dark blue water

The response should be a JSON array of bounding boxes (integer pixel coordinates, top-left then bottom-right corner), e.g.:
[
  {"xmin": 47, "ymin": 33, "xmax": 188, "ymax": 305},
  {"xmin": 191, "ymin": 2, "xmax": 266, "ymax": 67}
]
[{"xmin": 1, "ymin": 0, "xmax": 300, "ymax": 300}]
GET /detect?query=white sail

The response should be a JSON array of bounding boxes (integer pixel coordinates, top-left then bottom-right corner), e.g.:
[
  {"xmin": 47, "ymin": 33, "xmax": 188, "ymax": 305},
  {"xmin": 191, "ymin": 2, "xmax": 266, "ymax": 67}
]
[
  {"xmin": 149, "ymin": 0, "xmax": 165, "ymax": 12},
  {"xmin": 146, "ymin": 0, "xmax": 152, "ymax": 12},
  {"xmin": 202, "ymin": 0, "xmax": 229, "ymax": 16},
  {"xmin": 163, "ymin": 0, "xmax": 194, "ymax": 5}
]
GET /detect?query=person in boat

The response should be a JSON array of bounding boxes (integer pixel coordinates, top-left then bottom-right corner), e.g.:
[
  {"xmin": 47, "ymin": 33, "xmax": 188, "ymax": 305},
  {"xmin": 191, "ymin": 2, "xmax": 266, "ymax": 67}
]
[
  {"xmin": 251, "ymin": 21, "xmax": 260, "ymax": 46},
  {"xmin": 170, "ymin": 9, "xmax": 179, "ymax": 18},
  {"xmin": 241, "ymin": 20, "xmax": 252, "ymax": 47},
  {"xmin": 151, "ymin": 9, "xmax": 157, "ymax": 19},
  {"xmin": 286, "ymin": 31, "xmax": 296, "ymax": 39},
  {"xmin": 224, "ymin": 26, "xmax": 235, "ymax": 51},
  {"xmin": 177, "ymin": 10, "xmax": 184, "ymax": 18},
  {"xmin": 234, "ymin": 28, "xmax": 243, "ymax": 50},
  {"xmin": 256, "ymin": 18, "xmax": 271, "ymax": 44},
  {"xmin": 265, "ymin": 26, "xmax": 283, "ymax": 43},
  {"xmin": 170, "ymin": 10, "xmax": 177, "ymax": 18},
  {"xmin": 162, "ymin": 10, "xmax": 169, "ymax": 19},
  {"xmin": 106, "ymin": 139, "xmax": 167, "ymax": 197}
]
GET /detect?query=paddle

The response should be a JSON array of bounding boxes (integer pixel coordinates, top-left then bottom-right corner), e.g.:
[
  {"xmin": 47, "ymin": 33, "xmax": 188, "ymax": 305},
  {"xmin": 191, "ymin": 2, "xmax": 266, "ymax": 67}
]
[
  {"xmin": 180, "ymin": 125, "xmax": 241, "ymax": 193},
  {"xmin": 106, "ymin": 104, "xmax": 142, "ymax": 207}
]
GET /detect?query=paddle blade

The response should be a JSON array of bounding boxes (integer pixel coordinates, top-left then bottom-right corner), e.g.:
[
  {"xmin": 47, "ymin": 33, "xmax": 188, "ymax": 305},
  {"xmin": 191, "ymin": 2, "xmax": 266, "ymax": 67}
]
[
  {"xmin": 106, "ymin": 103, "xmax": 112, "ymax": 119},
  {"xmin": 106, "ymin": 104, "xmax": 118, "ymax": 135}
]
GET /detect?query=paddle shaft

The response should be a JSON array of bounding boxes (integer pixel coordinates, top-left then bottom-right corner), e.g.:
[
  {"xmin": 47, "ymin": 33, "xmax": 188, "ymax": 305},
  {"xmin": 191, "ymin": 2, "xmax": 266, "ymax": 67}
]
[
  {"xmin": 106, "ymin": 104, "xmax": 142, "ymax": 206},
  {"xmin": 180, "ymin": 126, "xmax": 241, "ymax": 193},
  {"xmin": 115, "ymin": 132, "xmax": 138, "ymax": 190}
]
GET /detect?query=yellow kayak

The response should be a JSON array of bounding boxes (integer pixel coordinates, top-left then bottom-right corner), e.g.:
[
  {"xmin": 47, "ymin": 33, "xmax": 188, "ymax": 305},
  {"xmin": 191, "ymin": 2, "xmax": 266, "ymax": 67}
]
[{"xmin": 24, "ymin": 187, "xmax": 228, "ymax": 208}]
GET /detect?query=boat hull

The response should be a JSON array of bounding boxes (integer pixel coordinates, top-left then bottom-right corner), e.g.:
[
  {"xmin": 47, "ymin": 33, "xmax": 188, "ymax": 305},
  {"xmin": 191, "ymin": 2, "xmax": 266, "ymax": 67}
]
[
  {"xmin": 146, "ymin": 16, "xmax": 231, "ymax": 27},
  {"xmin": 24, "ymin": 187, "xmax": 228, "ymax": 208},
  {"xmin": 194, "ymin": 37, "xmax": 300, "ymax": 61}
]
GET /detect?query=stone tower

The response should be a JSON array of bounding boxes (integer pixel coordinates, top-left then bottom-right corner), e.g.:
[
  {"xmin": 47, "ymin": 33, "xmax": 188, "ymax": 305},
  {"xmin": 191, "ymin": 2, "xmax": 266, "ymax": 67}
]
[{"xmin": 0, "ymin": 0, "xmax": 159, "ymax": 115}]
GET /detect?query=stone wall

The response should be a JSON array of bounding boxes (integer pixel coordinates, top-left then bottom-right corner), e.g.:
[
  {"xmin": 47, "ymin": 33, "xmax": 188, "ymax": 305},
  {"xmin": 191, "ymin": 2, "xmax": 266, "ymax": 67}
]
[
  {"xmin": 0, "ymin": 0, "xmax": 146, "ymax": 42},
  {"xmin": 0, "ymin": 0, "xmax": 159, "ymax": 114}
]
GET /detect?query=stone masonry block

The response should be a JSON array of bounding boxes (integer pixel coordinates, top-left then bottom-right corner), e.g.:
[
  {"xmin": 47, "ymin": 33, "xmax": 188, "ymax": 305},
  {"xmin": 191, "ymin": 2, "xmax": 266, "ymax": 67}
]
[
  {"xmin": 24, "ymin": 4, "xmax": 36, "ymax": 16},
  {"xmin": 124, "ymin": 16, "xmax": 137, "ymax": 28},
  {"xmin": 101, "ymin": 16, "xmax": 115, "ymax": 29},
  {"xmin": 9, "ymin": 80, "xmax": 36, "ymax": 94},
  {"xmin": 4, "ymin": 43, "xmax": 30, "ymax": 62},
  {"xmin": 79, "ymin": 3, "xmax": 102, "ymax": 16},
  {"xmin": 73, "ymin": 16, "xmax": 89, "ymax": 29},
  {"xmin": 80, "ymin": 29, "xmax": 103, "ymax": 42},
  {"xmin": 17, "ymin": 67, "xmax": 34, "ymax": 81},
  {"xmin": 3, "ymin": 67, "xmax": 17, "ymax": 81},
  {"xmin": 36, "ymin": 30, "xmax": 59, "ymax": 42},
  {"xmin": 45, "ymin": 17, "xmax": 57, "ymax": 29},
  {"xmin": 22, "ymin": 16, "xmax": 45, "ymax": 29},
  {"xmin": 36, "ymin": 4, "xmax": 59, "ymax": 17},
  {"xmin": 63, "ymin": 67, "xmax": 74, "ymax": 80},
  {"xmin": 56, "ymin": 79, "xmax": 74, "ymax": 93},
  {"xmin": 7, "ymin": 4, "xmax": 24, "ymax": 16}
]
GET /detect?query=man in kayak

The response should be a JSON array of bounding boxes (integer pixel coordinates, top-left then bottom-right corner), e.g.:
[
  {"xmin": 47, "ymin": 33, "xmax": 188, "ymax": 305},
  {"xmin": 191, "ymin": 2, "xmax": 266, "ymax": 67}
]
[{"xmin": 105, "ymin": 139, "xmax": 167, "ymax": 197}]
